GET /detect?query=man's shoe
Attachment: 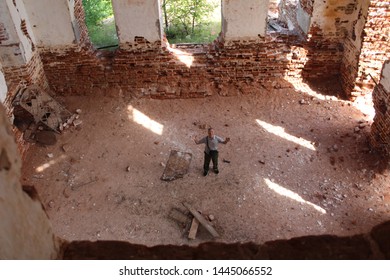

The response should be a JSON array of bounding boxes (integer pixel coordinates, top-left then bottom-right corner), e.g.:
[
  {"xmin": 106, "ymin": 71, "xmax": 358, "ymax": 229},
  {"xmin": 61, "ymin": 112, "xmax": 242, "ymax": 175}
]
[
  {"xmin": 203, "ymin": 171, "xmax": 208, "ymax": 176},
  {"xmin": 214, "ymin": 169, "xmax": 219, "ymax": 174}
]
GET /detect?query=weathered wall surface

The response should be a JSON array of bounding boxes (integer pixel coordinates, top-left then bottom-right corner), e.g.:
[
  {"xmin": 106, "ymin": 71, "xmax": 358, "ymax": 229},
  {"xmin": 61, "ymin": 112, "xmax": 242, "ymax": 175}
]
[
  {"xmin": 63, "ymin": 221, "xmax": 390, "ymax": 259},
  {"xmin": 0, "ymin": 103, "xmax": 59, "ymax": 259},
  {"xmin": 72, "ymin": 0, "xmax": 91, "ymax": 47},
  {"xmin": 340, "ymin": 0, "xmax": 371, "ymax": 97},
  {"xmin": 0, "ymin": 63, "xmax": 7, "ymax": 102},
  {"xmin": 39, "ymin": 32, "xmax": 332, "ymax": 97},
  {"xmin": 22, "ymin": 0, "xmax": 76, "ymax": 47},
  {"xmin": 352, "ymin": 0, "xmax": 390, "ymax": 95},
  {"xmin": 2, "ymin": 0, "xmax": 35, "ymax": 65},
  {"xmin": 222, "ymin": 0, "xmax": 270, "ymax": 40},
  {"xmin": 112, "ymin": 0, "xmax": 162, "ymax": 44},
  {"xmin": 371, "ymin": 60, "xmax": 390, "ymax": 155}
]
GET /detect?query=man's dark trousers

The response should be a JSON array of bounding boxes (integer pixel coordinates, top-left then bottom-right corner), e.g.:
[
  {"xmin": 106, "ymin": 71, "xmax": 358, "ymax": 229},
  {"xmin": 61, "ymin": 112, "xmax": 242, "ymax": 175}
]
[{"xmin": 204, "ymin": 150, "xmax": 218, "ymax": 173}]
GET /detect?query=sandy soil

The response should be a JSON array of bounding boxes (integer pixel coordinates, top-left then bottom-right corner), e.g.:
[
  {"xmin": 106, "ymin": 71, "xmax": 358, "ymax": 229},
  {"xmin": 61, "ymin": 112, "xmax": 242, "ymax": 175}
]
[{"xmin": 22, "ymin": 80, "xmax": 390, "ymax": 246}]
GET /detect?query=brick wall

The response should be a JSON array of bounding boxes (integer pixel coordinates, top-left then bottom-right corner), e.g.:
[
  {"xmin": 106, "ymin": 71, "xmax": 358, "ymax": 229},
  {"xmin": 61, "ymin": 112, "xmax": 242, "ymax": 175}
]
[
  {"xmin": 2, "ymin": 50, "xmax": 48, "ymax": 157},
  {"xmin": 353, "ymin": 0, "xmax": 390, "ymax": 95},
  {"xmin": 73, "ymin": 0, "xmax": 91, "ymax": 47},
  {"xmin": 0, "ymin": 22, "xmax": 9, "ymax": 43},
  {"xmin": 370, "ymin": 60, "xmax": 390, "ymax": 155},
  {"xmin": 38, "ymin": 30, "xmax": 346, "ymax": 98},
  {"xmin": 342, "ymin": 0, "xmax": 390, "ymax": 97},
  {"xmin": 300, "ymin": 0, "xmax": 314, "ymax": 15}
]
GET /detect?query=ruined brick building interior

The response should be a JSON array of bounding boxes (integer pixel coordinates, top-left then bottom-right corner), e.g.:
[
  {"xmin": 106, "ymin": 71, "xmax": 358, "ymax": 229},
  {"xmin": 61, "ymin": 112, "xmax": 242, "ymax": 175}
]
[{"xmin": 1, "ymin": 0, "xmax": 390, "ymax": 259}]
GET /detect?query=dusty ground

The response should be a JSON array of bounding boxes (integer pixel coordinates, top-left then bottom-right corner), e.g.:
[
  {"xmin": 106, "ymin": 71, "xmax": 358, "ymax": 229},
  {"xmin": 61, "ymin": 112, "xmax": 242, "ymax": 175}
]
[{"xmin": 22, "ymin": 80, "xmax": 390, "ymax": 246}]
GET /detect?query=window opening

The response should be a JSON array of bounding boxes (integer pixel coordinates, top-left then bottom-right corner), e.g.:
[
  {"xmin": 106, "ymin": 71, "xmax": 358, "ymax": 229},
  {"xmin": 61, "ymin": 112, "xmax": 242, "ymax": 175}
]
[
  {"xmin": 82, "ymin": 0, "xmax": 119, "ymax": 50},
  {"xmin": 162, "ymin": 0, "xmax": 221, "ymax": 44}
]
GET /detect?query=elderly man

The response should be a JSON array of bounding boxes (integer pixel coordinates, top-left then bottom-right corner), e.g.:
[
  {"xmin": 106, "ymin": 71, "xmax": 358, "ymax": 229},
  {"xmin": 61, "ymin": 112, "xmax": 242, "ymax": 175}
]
[{"xmin": 193, "ymin": 128, "xmax": 230, "ymax": 176}]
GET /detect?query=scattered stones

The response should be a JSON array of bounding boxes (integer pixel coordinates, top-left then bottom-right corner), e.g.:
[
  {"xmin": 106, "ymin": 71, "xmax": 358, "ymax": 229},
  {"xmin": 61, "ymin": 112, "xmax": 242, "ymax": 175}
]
[
  {"xmin": 299, "ymin": 99, "xmax": 306, "ymax": 105},
  {"xmin": 223, "ymin": 159, "xmax": 231, "ymax": 163},
  {"xmin": 354, "ymin": 127, "xmax": 360, "ymax": 133},
  {"xmin": 126, "ymin": 166, "xmax": 131, "ymax": 172},
  {"xmin": 258, "ymin": 160, "xmax": 265, "ymax": 164},
  {"xmin": 62, "ymin": 144, "xmax": 69, "ymax": 152},
  {"xmin": 333, "ymin": 144, "xmax": 339, "ymax": 152},
  {"xmin": 160, "ymin": 162, "xmax": 166, "ymax": 167},
  {"xmin": 208, "ymin": 214, "xmax": 215, "ymax": 221},
  {"xmin": 47, "ymin": 153, "xmax": 54, "ymax": 158},
  {"xmin": 76, "ymin": 109, "xmax": 82, "ymax": 114},
  {"xmin": 48, "ymin": 200, "xmax": 55, "ymax": 208},
  {"xmin": 359, "ymin": 123, "xmax": 366, "ymax": 128},
  {"xmin": 73, "ymin": 120, "xmax": 82, "ymax": 127}
]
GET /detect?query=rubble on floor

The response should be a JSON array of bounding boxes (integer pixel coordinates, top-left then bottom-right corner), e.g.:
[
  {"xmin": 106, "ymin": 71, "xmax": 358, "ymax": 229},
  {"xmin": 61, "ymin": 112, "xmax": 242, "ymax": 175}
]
[{"xmin": 161, "ymin": 150, "xmax": 192, "ymax": 181}]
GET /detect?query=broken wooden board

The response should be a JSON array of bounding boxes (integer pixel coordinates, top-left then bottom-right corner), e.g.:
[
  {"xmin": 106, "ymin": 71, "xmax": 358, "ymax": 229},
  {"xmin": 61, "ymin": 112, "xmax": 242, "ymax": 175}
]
[
  {"xmin": 188, "ymin": 217, "xmax": 200, "ymax": 240},
  {"xmin": 161, "ymin": 150, "xmax": 192, "ymax": 181},
  {"xmin": 182, "ymin": 202, "xmax": 220, "ymax": 238},
  {"xmin": 168, "ymin": 208, "xmax": 189, "ymax": 225}
]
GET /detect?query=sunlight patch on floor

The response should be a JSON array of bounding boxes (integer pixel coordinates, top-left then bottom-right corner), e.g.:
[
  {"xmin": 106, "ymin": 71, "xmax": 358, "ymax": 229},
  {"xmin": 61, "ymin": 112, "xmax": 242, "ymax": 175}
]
[
  {"xmin": 353, "ymin": 94, "xmax": 375, "ymax": 121},
  {"xmin": 127, "ymin": 105, "xmax": 164, "ymax": 135},
  {"xmin": 36, "ymin": 155, "xmax": 67, "ymax": 173},
  {"xmin": 285, "ymin": 78, "xmax": 337, "ymax": 101},
  {"xmin": 256, "ymin": 119, "xmax": 316, "ymax": 151},
  {"xmin": 265, "ymin": 178, "xmax": 326, "ymax": 214}
]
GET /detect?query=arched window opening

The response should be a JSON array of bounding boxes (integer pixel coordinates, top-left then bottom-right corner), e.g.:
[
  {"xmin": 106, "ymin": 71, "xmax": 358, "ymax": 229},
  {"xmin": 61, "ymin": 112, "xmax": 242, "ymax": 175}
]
[
  {"xmin": 162, "ymin": 0, "xmax": 221, "ymax": 44},
  {"xmin": 82, "ymin": 0, "xmax": 119, "ymax": 49}
]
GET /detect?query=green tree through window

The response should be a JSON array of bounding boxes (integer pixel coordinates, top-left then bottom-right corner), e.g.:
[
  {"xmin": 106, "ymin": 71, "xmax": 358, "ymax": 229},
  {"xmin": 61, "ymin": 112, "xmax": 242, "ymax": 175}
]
[
  {"xmin": 82, "ymin": 0, "xmax": 118, "ymax": 49},
  {"xmin": 162, "ymin": 0, "xmax": 221, "ymax": 44}
]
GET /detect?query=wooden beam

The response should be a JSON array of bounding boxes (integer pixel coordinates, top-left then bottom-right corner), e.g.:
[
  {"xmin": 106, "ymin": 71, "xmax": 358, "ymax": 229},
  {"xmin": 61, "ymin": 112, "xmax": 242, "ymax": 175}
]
[
  {"xmin": 188, "ymin": 217, "xmax": 200, "ymax": 240},
  {"xmin": 168, "ymin": 208, "xmax": 188, "ymax": 224},
  {"xmin": 182, "ymin": 202, "xmax": 220, "ymax": 238}
]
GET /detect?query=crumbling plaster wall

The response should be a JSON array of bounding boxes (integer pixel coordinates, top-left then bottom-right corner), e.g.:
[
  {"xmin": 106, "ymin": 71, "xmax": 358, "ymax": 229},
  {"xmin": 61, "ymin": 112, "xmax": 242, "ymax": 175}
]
[
  {"xmin": 22, "ymin": 0, "xmax": 76, "ymax": 47},
  {"xmin": 1, "ymin": 0, "xmax": 35, "ymax": 65},
  {"xmin": 112, "ymin": 0, "xmax": 162, "ymax": 45},
  {"xmin": 0, "ymin": 103, "xmax": 59, "ymax": 259},
  {"xmin": 222, "ymin": 0, "xmax": 270, "ymax": 40},
  {"xmin": 352, "ymin": 0, "xmax": 390, "ymax": 95},
  {"xmin": 0, "ymin": 0, "xmax": 48, "ymax": 109},
  {"xmin": 0, "ymin": 63, "xmax": 7, "ymax": 102},
  {"xmin": 371, "ymin": 60, "xmax": 390, "ymax": 155}
]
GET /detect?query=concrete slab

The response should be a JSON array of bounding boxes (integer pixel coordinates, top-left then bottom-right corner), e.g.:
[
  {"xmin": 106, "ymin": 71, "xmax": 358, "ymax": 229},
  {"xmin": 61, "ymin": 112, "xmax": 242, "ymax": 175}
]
[{"xmin": 161, "ymin": 150, "xmax": 192, "ymax": 181}]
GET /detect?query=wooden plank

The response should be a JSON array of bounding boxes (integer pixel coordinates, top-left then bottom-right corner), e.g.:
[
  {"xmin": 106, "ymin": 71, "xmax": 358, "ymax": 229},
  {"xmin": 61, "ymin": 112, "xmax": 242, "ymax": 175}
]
[
  {"xmin": 168, "ymin": 208, "xmax": 188, "ymax": 224},
  {"xmin": 188, "ymin": 217, "xmax": 200, "ymax": 240},
  {"xmin": 182, "ymin": 202, "xmax": 220, "ymax": 238}
]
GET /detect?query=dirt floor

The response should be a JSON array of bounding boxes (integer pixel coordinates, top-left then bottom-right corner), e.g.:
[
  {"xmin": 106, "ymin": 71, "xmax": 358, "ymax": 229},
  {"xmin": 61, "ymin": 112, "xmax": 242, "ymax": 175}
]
[{"xmin": 22, "ymin": 79, "xmax": 390, "ymax": 246}]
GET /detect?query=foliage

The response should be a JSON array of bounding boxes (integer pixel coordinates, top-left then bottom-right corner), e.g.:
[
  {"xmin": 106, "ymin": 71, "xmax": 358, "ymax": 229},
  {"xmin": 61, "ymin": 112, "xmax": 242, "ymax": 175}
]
[
  {"xmin": 88, "ymin": 20, "xmax": 118, "ymax": 48},
  {"xmin": 82, "ymin": 0, "xmax": 118, "ymax": 48},
  {"xmin": 162, "ymin": 0, "xmax": 220, "ymax": 43},
  {"xmin": 82, "ymin": 0, "xmax": 113, "ymax": 26}
]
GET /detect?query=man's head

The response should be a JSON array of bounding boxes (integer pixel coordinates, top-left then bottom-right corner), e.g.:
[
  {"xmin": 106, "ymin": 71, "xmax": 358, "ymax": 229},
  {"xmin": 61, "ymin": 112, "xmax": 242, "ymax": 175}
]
[{"xmin": 208, "ymin": 127, "xmax": 214, "ymax": 138}]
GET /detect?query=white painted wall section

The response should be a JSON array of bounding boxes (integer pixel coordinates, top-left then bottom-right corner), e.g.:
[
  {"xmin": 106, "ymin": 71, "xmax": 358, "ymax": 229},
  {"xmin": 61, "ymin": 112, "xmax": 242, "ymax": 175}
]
[
  {"xmin": 0, "ymin": 0, "xmax": 30, "ymax": 66},
  {"xmin": 222, "ymin": 0, "xmax": 269, "ymax": 40},
  {"xmin": 311, "ymin": 0, "xmax": 360, "ymax": 37},
  {"xmin": 0, "ymin": 66, "xmax": 7, "ymax": 103},
  {"xmin": 380, "ymin": 61, "xmax": 390, "ymax": 93},
  {"xmin": 22, "ymin": 0, "xmax": 76, "ymax": 46},
  {"xmin": 112, "ymin": 0, "xmax": 162, "ymax": 43}
]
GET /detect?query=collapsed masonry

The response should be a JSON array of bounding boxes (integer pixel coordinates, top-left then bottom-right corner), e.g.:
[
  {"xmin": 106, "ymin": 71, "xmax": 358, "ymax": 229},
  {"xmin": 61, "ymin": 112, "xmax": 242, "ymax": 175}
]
[{"xmin": 0, "ymin": 0, "xmax": 390, "ymax": 259}]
